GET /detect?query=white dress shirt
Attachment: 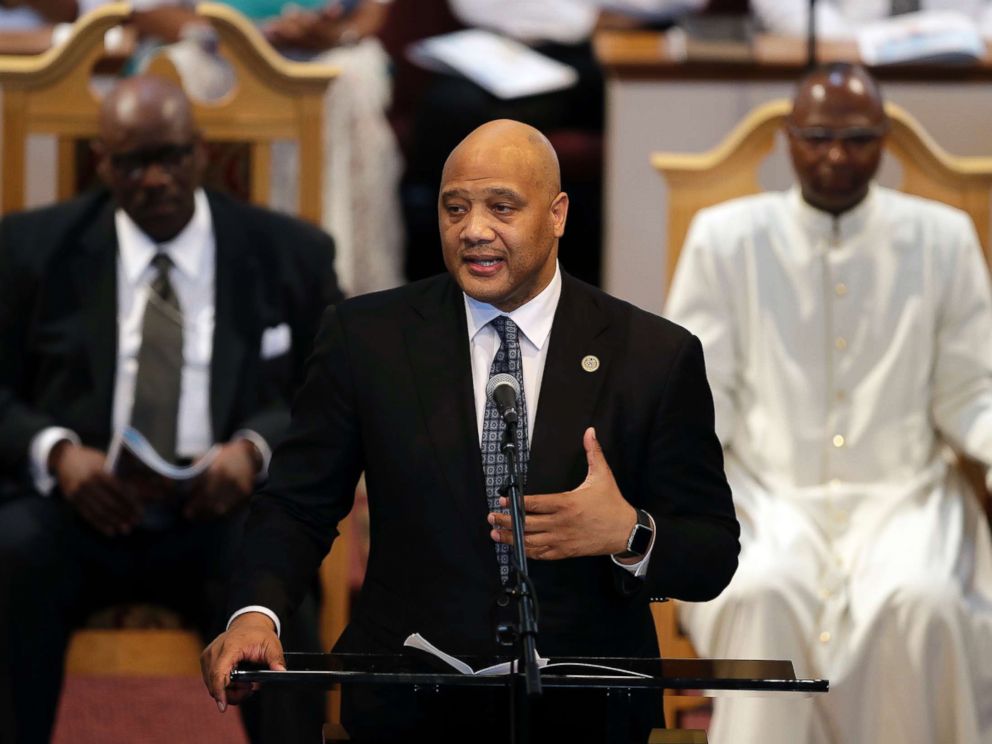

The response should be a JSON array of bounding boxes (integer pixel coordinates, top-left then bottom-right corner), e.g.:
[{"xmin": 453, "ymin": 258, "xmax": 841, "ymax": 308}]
[
  {"xmin": 114, "ymin": 188, "xmax": 216, "ymax": 459},
  {"xmin": 29, "ymin": 189, "xmax": 269, "ymax": 494}
]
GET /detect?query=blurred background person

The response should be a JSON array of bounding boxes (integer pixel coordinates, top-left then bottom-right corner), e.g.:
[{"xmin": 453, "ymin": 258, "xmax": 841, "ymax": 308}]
[
  {"xmin": 126, "ymin": 0, "xmax": 404, "ymax": 297},
  {"xmin": 666, "ymin": 62, "xmax": 992, "ymax": 744},
  {"xmin": 0, "ymin": 75, "xmax": 341, "ymax": 744}
]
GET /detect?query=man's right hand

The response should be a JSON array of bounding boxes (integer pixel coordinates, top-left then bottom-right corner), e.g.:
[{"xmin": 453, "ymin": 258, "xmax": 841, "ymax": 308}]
[
  {"xmin": 50, "ymin": 441, "xmax": 140, "ymax": 536},
  {"xmin": 201, "ymin": 613, "xmax": 286, "ymax": 712}
]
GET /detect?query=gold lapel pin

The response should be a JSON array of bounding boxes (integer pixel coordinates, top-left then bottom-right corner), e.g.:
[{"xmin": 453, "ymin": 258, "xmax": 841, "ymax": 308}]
[{"xmin": 581, "ymin": 355, "xmax": 600, "ymax": 373}]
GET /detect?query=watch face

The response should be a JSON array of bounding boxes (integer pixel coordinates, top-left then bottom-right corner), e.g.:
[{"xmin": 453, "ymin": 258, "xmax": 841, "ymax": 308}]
[{"xmin": 628, "ymin": 522, "xmax": 652, "ymax": 556}]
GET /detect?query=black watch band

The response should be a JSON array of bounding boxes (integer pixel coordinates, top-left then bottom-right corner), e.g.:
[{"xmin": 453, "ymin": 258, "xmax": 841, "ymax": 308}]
[{"xmin": 615, "ymin": 509, "xmax": 653, "ymax": 560}]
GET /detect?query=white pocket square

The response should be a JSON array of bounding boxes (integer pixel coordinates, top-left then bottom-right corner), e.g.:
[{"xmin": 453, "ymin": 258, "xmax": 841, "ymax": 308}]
[{"xmin": 261, "ymin": 323, "xmax": 291, "ymax": 359}]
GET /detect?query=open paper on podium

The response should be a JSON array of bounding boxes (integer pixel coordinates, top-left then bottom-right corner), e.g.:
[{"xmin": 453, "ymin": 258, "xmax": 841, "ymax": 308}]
[
  {"xmin": 857, "ymin": 11, "xmax": 985, "ymax": 65},
  {"xmin": 105, "ymin": 426, "xmax": 220, "ymax": 483},
  {"xmin": 406, "ymin": 29, "xmax": 579, "ymax": 100},
  {"xmin": 403, "ymin": 634, "xmax": 652, "ymax": 678}
]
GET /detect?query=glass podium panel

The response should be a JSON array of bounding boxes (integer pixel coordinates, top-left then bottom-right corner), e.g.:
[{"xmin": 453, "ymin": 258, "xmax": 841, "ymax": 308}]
[{"xmin": 231, "ymin": 652, "xmax": 828, "ymax": 696}]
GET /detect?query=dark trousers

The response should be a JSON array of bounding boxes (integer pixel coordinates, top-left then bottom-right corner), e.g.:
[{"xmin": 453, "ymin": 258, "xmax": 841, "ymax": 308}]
[{"xmin": 0, "ymin": 496, "xmax": 324, "ymax": 744}]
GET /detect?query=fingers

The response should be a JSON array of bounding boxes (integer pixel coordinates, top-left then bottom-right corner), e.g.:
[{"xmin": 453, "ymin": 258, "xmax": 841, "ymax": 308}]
[
  {"xmin": 185, "ymin": 448, "xmax": 254, "ymax": 522},
  {"xmin": 202, "ymin": 635, "xmax": 277, "ymax": 711},
  {"xmin": 489, "ymin": 510, "xmax": 554, "ymax": 533},
  {"xmin": 497, "ymin": 494, "xmax": 560, "ymax": 514},
  {"xmin": 201, "ymin": 622, "xmax": 286, "ymax": 715},
  {"xmin": 184, "ymin": 479, "xmax": 243, "ymax": 521},
  {"xmin": 202, "ymin": 642, "xmax": 231, "ymax": 711},
  {"xmin": 582, "ymin": 426, "xmax": 608, "ymax": 476},
  {"xmin": 489, "ymin": 526, "xmax": 555, "ymax": 558},
  {"xmin": 74, "ymin": 480, "xmax": 139, "ymax": 536}
]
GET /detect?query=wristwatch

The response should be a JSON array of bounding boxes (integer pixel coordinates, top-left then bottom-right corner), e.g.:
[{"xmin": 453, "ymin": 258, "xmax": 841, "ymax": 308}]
[{"xmin": 614, "ymin": 509, "xmax": 654, "ymax": 560}]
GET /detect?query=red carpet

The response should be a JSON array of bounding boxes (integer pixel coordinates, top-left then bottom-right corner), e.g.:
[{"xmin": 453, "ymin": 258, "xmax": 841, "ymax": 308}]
[{"xmin": 52, "ymin": 674, "xmax": 249, "ymax": 744}]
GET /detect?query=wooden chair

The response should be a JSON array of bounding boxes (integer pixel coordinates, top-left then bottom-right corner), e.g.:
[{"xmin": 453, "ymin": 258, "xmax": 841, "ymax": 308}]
[
  {"xmin": 653, "ymin": 98, "xmax": 992, "ymax": 288},
  {"xmin": 0, "ymin": 2, "xmax": 358, "ymax": 727},
  {"xmin": 650, "ymin": 98, "xmax": 992, "ymax": 728},
  {"xmin": 0, "ymin": 2, "xmax": 335, "ymax": 225}
]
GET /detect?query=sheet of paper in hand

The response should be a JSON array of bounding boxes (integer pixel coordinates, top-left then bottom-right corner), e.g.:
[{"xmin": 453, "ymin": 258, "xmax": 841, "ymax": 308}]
[{"xmin": 105, "ymin": 425, "xmax": 220, "ymax": 484}]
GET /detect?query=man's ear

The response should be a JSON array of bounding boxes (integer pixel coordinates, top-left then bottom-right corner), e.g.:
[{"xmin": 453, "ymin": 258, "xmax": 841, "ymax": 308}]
[
  {"xmin": 191, "ymin": 131, "xmax": 208, "ymax": 183},
  {"xmin": 551, "ymin": 191, "xmax": 569, "ymax": 238},
  {"xmin": 91, "ymin": 139, "xmax": 112, "ymax": 188}
]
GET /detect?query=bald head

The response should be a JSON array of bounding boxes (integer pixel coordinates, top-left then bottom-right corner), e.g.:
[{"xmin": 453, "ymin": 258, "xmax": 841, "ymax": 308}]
[
  {"xmin": 95, "ymin": 75, "xmax": 205, "ymax": 242},
  {"xmin": 99, "ymin": 75, "xmax": 196, "ymax": 148},
  {"xmin": 790, "ymin": 62, "xmax": 886, "ymax": 127},
  {"xmin": 438, "ymin": 119, "xmax": 568, "ymax": 312},
  {"xmin": 442, "ymin": 120, "xmax": 562, "ymax": 201},
  {"xmin": 786, "ymin": 63, "xmax": 888, "ymax": 215}
]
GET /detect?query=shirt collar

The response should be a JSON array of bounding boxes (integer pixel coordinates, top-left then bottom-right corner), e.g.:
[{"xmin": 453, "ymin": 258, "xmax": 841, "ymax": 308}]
[
  {"xmin": 789, "ymin": 182, "xmax": 877, "ymax": 243},
  {"xmin": 116, "ymin": 189, "xmax": 213, "ymax": 284},
  {"xmin": 464, "ymin": 262, "xmax": 562, "ymax": 350}
]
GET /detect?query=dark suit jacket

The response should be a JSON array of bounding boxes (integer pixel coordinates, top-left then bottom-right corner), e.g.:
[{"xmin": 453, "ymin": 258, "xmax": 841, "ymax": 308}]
[
  {"xmin": 232, "ymin": 272, "xmax": 738, "ymax": 665},
  {"xmin": 0, "ymin": 189, "xmax": 342, "ymax": 491}
]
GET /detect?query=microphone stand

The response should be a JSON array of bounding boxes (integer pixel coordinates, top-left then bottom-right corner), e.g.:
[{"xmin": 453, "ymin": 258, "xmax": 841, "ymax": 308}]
[
  {"xmin": 499, "ymin": 412, "xmax": 542, "ymax": 744},
  {"xmin": 807, "ymin": 0, "xmax": 817, "ymax": 69}
]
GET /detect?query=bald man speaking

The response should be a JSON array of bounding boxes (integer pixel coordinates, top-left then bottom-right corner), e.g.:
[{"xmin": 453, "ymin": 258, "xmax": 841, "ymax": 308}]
[{"xmin": 203, "ymin": 120, "xmax": 739, "ymax": 742}]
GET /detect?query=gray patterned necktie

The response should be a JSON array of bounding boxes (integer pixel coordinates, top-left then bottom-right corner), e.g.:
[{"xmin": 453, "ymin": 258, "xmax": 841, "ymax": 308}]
[
  {"xmin": 130, "ymin": 252, "xmax": 183, "ymax": 463},
  {"xmin": 890, "ymin": 0, "xmax": 920, "ymax": 15},
  {"xmin": 481, "ymin": 316, "xmax": 529, "ymax": 584}
]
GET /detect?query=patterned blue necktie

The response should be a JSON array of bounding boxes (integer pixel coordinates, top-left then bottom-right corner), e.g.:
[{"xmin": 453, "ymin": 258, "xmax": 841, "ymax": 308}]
[{"xmin": 481, "ymin": 316, "xmax": 529, "ymax": 584}]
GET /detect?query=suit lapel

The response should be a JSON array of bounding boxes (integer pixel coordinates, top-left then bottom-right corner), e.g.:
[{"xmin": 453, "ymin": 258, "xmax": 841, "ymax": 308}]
[
  {"xmin": 528, "ymin": 274, "xmax": 613, "ymax": 493},
  {"xmin": 75, "ymin": 200, "xmax": 119, "ymax": 423},
  {"xmin": 404, "ymin": 277, "xmax": 496, "ymax": 572},
  {"xmin": 209, "ymin": 194, "xmax": 253, "ymax": 440}
]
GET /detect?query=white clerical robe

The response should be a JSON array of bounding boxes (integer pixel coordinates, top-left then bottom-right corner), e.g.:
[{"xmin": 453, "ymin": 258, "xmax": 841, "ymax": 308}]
[{"xmin": 665, "ymin": 184, "xmax": 992, "ymax": 744}]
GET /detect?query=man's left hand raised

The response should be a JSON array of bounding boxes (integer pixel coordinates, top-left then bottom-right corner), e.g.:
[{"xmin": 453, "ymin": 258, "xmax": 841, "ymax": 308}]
[{"xmin": 488, "ymin": 427, "xmax": 638, "ymax": 560}]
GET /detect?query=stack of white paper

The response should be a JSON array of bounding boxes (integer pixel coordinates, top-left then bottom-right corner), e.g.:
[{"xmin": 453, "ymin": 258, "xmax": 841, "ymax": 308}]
[
  {"xmin": 857, "ymin": 10, "xmax": 984, "ymax": 65},
  {"xmin": 407, "ymin": 29, "xmax": 579, "ymax": 100}
]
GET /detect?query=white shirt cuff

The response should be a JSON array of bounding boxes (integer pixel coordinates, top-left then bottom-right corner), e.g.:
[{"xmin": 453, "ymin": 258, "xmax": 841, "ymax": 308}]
[
  {"xmin": 29, "ymin": 427, "xmax": 81, "ymax": 496},
  {"xmin": 227, "ymin": 606, "xmax": 281, "ymax": 637},
  {"xmin": 232, "ymin": 429, "xmax": 272, "ymax": 482},
  {"xmin": 611, "ymin": 511, "xmax": 657, "ymax": 578}
]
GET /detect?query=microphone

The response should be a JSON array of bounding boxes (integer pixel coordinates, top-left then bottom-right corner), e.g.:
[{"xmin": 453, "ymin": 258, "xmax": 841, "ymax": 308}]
[
  {"xmin": 807, "ymin": 0, "xmax": 817, "ymax": 69},
  {"xmin": 486, "ymin": 373, "xmax": 520, "ymax": 424}
]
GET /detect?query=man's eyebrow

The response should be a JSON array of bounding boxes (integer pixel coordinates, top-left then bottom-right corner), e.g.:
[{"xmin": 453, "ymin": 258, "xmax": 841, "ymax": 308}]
[
  {"xmin": 440, "ymin": 186, "xmax": 527, "ymax": 202},
  {"xmin": 484, "ymin": 187, "xmax": 525, "ymax": 201}
]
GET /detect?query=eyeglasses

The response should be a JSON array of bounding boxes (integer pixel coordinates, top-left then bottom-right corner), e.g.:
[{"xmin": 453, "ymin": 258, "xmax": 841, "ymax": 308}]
[
  {"xmin": 109, "ymin": 143, "xmax": 196, "ymax": 181},
  {"xmin": 787, "ymin": 125, "xmax": 888, "ymax": 150}
]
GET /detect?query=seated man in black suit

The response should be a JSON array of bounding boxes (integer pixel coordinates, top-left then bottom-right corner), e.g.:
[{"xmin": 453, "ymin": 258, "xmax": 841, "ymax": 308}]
[
  {"xmin": 202, "ymin": 118, "xmax": 739, "ymax": 742},
  {"xmin": 0, "ymin": 75, "xmax": 342, "ymax": 743}
]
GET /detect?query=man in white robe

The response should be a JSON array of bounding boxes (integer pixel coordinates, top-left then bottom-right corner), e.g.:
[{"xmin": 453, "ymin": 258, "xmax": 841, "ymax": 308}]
[{"xmin": 666, "ymin": 62, "xmax": 992, "ymax": 744}]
